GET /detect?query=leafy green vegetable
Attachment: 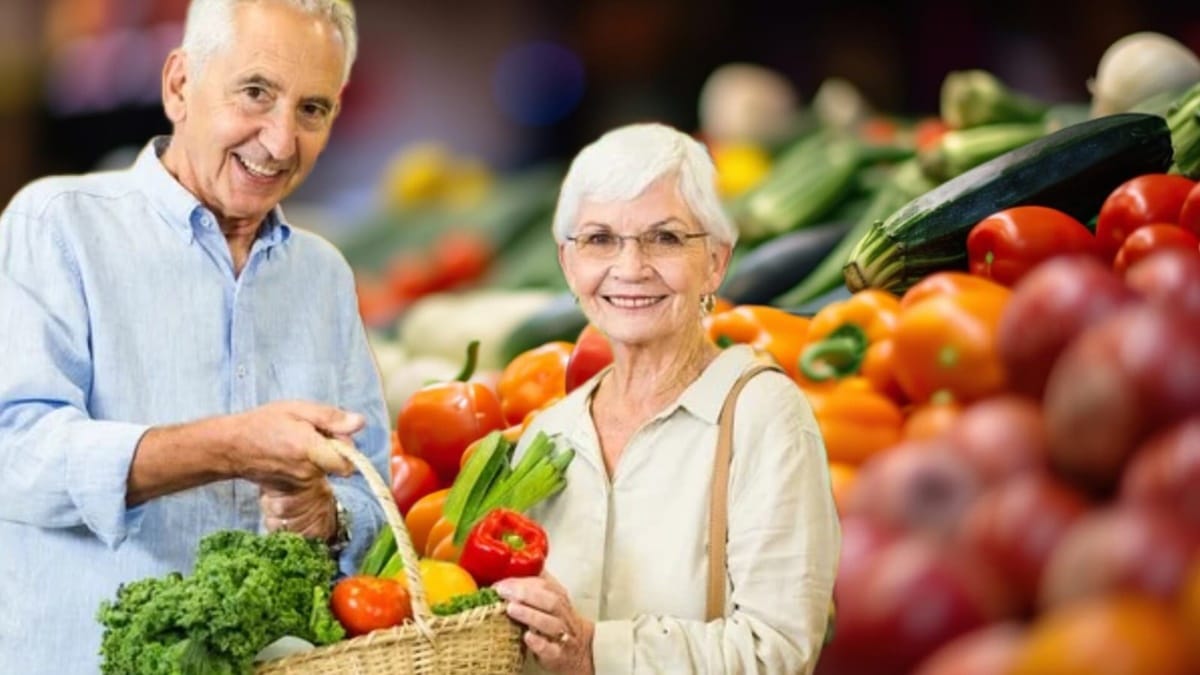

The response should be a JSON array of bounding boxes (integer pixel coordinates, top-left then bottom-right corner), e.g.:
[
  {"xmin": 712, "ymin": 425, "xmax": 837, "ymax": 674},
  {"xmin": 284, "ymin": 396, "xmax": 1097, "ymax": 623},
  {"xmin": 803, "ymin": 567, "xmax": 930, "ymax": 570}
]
[
  {"xmin": 430, "ymin": 587, "xmax": 503, "ymax": 616},
  {"xmin": 97, "ymin": 530, "xmax": 344, "ymax": 675}
]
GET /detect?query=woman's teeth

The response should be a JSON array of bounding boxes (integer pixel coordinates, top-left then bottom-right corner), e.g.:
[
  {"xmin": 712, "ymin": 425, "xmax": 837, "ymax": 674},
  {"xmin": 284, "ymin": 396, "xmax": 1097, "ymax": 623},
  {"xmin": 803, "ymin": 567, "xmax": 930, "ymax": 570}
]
[
  {"xmin": 237, "ymin": 155, "xmax": 282, "ymax": 178},
  {"xmin": 607, "ymin": 296, "xmax": 661, "ymax": 308}
]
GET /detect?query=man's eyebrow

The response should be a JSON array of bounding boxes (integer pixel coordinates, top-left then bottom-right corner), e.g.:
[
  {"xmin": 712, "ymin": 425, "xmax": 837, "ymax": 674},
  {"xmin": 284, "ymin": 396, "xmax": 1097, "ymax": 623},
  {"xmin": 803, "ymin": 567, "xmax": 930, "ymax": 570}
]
[
  {"xmin": 302, "ymin": 95, "xmax": 336, "ymax": 111},
  {"xmin": 236, "ymin": 73, "xmax": 281, "ymax": 91}
]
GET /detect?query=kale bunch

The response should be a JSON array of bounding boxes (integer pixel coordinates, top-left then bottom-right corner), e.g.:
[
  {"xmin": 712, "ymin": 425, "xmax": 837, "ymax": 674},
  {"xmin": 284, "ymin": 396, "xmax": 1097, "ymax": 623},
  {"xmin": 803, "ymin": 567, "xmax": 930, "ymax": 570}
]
[{"xmin": 97, "ymin": 530, "xmax": 345, "ymax": 674}]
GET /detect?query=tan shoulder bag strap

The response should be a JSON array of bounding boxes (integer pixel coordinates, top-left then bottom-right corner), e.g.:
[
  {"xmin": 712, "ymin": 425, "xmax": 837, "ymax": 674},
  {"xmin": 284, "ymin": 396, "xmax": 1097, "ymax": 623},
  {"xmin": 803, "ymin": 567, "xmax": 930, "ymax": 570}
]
[{"xmin": 706, "ymin": 362, "xmax": 782, "ymax": 620}]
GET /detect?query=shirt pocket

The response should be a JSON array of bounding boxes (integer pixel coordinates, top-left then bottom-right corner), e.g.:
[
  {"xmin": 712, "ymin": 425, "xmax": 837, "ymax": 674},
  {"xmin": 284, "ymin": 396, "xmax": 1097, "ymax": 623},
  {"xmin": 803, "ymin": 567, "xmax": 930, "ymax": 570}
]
[{"xmin": 268, "ymin": 361, "xmax": 339, "ymax": 405}]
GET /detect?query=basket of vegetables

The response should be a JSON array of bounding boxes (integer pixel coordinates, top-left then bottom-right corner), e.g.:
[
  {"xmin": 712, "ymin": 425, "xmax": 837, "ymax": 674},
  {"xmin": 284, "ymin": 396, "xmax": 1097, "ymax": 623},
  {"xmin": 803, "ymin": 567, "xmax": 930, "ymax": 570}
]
[{"xmin": 253, "ymin": 439, "xmax": 527, "ymax": 674}]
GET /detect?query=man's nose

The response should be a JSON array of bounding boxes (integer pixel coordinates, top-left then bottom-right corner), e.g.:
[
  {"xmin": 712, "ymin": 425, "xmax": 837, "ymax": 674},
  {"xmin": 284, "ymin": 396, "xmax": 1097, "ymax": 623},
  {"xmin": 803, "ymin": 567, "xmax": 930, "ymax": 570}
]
[{"xmin": 259, "ymin": 109, "xmax": 298, "ymax": 161}]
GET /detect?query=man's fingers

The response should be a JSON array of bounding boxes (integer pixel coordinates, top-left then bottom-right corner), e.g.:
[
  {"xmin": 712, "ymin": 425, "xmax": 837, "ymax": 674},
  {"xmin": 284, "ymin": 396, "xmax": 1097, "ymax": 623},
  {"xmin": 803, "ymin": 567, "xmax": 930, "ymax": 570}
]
[
  {"xmin": 307, "ymin": 437, "xmax": 355, "ymax": 477},
  {"xmin": 282, "ymin": 401, "xmax": 366, "ymax": 436}
]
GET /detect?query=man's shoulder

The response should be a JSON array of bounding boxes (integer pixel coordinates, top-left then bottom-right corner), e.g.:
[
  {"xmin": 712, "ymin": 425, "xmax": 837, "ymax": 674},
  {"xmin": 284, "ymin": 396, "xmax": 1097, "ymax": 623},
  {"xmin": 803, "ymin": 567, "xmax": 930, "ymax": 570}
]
[
  {"xmin": 282, "ymin": 226, "xmax": 349, "ymax": 267},
  {"xmin": 5, "ymin": 169, "xmax": 136, "ymax": 221}
]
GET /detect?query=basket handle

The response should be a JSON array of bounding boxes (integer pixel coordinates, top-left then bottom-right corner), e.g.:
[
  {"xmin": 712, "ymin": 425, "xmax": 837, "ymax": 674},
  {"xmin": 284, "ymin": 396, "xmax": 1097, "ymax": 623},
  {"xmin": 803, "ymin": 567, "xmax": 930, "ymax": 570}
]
[{"xmin": 327, "ymin": 439, "xmax": 437, "ymax": 628}]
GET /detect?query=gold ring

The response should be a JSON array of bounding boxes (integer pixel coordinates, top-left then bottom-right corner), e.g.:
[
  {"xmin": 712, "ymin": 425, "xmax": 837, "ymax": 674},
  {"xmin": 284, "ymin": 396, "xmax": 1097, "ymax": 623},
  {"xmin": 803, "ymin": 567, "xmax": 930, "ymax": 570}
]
[{"xmin": 280, "ymin": 518, "xmax": 289, "ymax": 531}]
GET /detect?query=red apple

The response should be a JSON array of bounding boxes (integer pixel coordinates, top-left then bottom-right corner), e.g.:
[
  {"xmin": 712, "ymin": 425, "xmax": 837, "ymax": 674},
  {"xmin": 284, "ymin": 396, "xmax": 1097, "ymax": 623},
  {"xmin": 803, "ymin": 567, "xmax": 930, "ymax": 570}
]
[
  {"xmin": 846, "ymin": 440, "xmax": 983, "ymax": 538},
  {"xmin": 946, "ymin": 395, "xmax": 1047, "ymax": 485},
  {"xmin": 959, "ymin": 472, "xmax": 1091, "ymax": 609},
  {"xmin": 1038, "ymin": 503, "xmax": 1200, "ymax": 609},
  {"xmin": 1124, "ymin": 247, "xmax": 1200, "ymax": 316},
  {"xmin": 997, "ymin": 255, "xmax": 1138, "ymax": 399},
  {"xmin": 817, "ymin": 534, "xmax": 1019, "ymax": 675},
  {"xmin": 1120, "ymin": 417, "xmax": 1200, "ymax": 524},
  {"xmin": 1043, "ymin": 306, "xmax": 1200, "ymax": 494},
  {"xmin": 911, "ymin": 621, "xmax": 1028, "ymax": 675}
]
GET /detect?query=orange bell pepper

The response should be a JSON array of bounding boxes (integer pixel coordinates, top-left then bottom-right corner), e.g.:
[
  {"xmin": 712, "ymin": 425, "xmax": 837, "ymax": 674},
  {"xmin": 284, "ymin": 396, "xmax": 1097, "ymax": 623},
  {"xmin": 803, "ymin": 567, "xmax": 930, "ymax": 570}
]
[
  {"xmin": 807, "ymin": 377, "xmax": 904, "ymax": 465},
  {"xmin": 798, "ymin": 289, "xmax": 904, "ymax": 401},
  {"xmin": 893, "ymin": 287, "xmax": 1010, "ymax": 404},
  {"xmin": 706, "ymin": 305, "xmax": 810, "ymax": 380},
  {"xmin": 497, "ymin": 341, "xmax": 572, "ymax": 427},
  {"xmin": 899, "ymin": 270, "xmax": 1008, "ymax": 309}
]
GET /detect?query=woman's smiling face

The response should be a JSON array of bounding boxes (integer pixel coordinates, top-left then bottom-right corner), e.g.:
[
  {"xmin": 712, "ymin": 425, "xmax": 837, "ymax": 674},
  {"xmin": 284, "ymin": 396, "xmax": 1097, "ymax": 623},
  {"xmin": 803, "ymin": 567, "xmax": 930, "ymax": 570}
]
[{"xmin": 559, "ymin": 176, "xmax": 729, "ymax": 349}]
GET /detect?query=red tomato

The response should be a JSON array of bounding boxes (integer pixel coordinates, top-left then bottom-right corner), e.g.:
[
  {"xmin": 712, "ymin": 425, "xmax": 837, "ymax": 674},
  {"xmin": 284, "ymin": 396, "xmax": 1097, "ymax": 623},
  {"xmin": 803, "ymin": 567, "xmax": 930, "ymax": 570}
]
[
  {"xmin": 385, "ymin": 254, "xmax": 436, "ymax": 304},
  {"xmin": 1113, "ymin": 224, "xmax": 1200, "ymax": 275},
  {"xmin": 565, "ymin": 323, "xmax": 614, "ymax": 393},
  {"xmin": 389, "ymin": 451, "xmax": 441, "ymax": 515},
  {"xmin": 967, "ymin": 206, "xmax": 1099, "ymax": 286},
  {"xmin": 397, "ymin": 381, "xmax": 505, "ymax": 485},
  {"xmin": 913, "ymin": 117, "xmax": 950, "ymax": 153},
  {"xmin": 429, "ymin": 230, "xmax": 491, "ymax": 291},
  {"xmin": 330, "ymin": 576, "xmax": 412, "ymax": 637},
  {"xmin": 1177, "ymin": 180, "xmax": 1200, "ymax": 239},
  {"xmin": 1095, "ymin": 174, "xmax": 1196, "ymax": 260}
]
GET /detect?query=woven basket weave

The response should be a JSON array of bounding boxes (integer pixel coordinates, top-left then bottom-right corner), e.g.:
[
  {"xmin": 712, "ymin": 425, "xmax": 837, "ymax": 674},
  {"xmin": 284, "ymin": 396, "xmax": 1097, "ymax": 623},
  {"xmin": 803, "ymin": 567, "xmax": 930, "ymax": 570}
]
[{"xmin": 256, "ymin": 441, "xmax": 525, "ymax": 674}]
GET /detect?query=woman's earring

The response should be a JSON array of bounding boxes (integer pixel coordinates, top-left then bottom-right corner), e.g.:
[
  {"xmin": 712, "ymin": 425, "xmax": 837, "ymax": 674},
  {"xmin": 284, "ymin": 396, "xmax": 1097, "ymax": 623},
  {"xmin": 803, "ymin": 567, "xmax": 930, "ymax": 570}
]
[{"xmin": 701, "ymin": 293, "xmax": 716, "ymax": 315}]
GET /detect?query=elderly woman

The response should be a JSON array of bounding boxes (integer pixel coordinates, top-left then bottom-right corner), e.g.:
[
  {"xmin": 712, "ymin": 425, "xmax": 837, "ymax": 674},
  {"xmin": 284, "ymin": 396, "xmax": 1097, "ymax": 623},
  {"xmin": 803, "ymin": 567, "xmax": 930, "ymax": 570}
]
[{"xmin": 493, "ymin": 122, "xmax": 841, "ymax": 674}]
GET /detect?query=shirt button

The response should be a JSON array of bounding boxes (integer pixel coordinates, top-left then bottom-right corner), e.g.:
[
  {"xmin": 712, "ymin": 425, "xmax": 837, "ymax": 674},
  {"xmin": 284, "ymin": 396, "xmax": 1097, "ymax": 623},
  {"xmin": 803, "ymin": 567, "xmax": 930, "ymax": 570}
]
[{"xmin": 236, "ymin": 365, "xmax": 247, "ymax": 379}]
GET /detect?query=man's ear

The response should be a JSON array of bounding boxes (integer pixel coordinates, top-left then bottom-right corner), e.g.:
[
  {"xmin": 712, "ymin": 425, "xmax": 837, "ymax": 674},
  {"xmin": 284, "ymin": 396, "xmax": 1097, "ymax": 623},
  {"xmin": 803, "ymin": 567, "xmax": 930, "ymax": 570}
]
[{"xmin": 161, "ymin": 49, "xmax": 189, "ymax": 124}]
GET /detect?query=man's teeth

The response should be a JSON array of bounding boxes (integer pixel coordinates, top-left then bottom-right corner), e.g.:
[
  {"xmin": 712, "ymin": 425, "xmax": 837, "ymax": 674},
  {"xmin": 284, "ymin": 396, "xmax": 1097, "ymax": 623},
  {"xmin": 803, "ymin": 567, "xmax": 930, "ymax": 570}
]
[
  {"xmin": 608, "ymin": 296, "xmax": 660, "ymax": 308},
  {"xmin": 238, "ymin": 155, "xmax": 282, "ymax": 177}
]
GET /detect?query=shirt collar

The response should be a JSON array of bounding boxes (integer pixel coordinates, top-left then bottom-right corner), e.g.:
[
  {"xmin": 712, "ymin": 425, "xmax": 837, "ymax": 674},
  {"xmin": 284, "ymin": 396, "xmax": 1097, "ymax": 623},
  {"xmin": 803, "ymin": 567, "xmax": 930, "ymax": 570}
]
[
  {"xmin": 556, "ymin": 343, "xmax": 761, "ymax": 441},
  {"xmin": 131, "ymin": 136, "xmax": 292, "ymax": 247},
  {"xmin": 673, "ymin": 344, "xmax": 761, "ymax": 424}
]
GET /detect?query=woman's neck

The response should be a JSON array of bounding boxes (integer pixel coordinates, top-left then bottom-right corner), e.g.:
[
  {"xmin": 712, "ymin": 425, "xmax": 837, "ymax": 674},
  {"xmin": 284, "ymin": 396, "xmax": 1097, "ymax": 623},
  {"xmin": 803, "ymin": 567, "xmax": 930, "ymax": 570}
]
[{"xmin": 601, "ymin": 328, "xmax": 719, "ymax": 413}]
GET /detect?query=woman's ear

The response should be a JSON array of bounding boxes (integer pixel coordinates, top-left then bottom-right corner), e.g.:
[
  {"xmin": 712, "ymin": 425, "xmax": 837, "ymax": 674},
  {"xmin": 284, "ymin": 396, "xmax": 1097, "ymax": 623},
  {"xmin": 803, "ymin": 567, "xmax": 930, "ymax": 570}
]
[
  {"xmin": 161, "ymin": 49, "xmax": 189, "ymax": 124},
  {"xmin": 558, "ymin": 242, "xmax": 577, "ymax": 292},
  {"xmin": 706, "ymin": 242, "xmax": 733, "ymax": 294}
]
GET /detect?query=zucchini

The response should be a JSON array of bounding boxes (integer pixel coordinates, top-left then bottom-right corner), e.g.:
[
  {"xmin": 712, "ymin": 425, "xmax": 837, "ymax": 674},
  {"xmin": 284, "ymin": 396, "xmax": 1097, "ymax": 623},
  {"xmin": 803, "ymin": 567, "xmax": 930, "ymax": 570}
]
[
  {"xmin": 719, "ymin": 220, "xmax": 854, "ymax": 304},
  {"xmin": 730, "ymin": 132, "xmax": 911, "ymax": 243},
  {"xmin": 499, "ymin": 292, "xmax": 586, "ymax": 363},
  {"xmin": 1165, "ymin": 81, "xmax": 1200, "ymax": 178},
  {"xmin": 773, "ymin": 159, "xmax": 935, "ymax": 307},
  {"xmin": 844, "ymin": 113, "xmax": 1173, "ymax": 293}
]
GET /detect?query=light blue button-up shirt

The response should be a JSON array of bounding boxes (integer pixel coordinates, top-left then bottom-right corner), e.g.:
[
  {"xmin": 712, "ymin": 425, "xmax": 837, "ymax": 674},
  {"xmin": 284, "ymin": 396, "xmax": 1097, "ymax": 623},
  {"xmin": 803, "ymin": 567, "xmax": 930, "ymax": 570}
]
[{"xmin": 0, "ymin": 137, "xmax": 390, "ymax": 673}]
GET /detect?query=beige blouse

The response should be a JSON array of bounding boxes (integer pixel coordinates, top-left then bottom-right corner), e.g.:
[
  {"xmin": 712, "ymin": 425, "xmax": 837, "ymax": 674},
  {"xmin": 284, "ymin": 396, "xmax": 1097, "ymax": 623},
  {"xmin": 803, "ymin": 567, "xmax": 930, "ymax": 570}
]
[{"xmin": 519, "ymin": 345, "xmax": 841, "ymax": 674}]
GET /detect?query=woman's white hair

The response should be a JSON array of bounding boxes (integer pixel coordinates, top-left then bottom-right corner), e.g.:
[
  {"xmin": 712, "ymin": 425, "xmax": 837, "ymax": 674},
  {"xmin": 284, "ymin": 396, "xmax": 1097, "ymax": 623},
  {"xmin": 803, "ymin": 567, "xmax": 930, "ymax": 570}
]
[
  {"xmin": 181, "ymin": 0, "xmax": 357, "ymax": 85},
  {"xmin": 551, "ymin": 122, "xmax": 738, "ymax": 246}
]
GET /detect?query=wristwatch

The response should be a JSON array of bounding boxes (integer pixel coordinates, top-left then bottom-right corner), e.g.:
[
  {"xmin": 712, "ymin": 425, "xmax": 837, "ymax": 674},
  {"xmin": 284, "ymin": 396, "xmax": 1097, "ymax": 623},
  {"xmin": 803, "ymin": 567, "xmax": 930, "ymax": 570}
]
[{"xmin": 327, "ymin": 497, "xmax": 352, "ymax": 555}]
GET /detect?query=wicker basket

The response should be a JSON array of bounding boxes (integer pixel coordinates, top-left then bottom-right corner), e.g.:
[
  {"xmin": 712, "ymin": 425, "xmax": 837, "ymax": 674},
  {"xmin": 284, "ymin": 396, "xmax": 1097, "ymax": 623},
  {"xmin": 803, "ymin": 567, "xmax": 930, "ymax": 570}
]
[{"xmin": 256, "ymin": 441, "xmax": 525, "ymax": 674}]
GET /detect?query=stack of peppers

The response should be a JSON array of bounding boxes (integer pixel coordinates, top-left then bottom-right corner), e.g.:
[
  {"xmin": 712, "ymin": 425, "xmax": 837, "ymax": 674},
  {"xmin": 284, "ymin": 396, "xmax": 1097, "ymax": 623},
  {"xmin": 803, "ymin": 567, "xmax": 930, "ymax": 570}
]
[{"xmin": 705, "ymin": 272, "xmax": 1012, "ymax": 473}]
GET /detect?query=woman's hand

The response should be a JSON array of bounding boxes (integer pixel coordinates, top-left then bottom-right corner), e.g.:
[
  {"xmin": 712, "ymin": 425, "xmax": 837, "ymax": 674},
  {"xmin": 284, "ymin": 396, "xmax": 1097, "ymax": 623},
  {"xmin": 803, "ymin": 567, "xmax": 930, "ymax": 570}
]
[{"xmin": 495, "ymin": 574, "xmax": 595, "ymax": 675}]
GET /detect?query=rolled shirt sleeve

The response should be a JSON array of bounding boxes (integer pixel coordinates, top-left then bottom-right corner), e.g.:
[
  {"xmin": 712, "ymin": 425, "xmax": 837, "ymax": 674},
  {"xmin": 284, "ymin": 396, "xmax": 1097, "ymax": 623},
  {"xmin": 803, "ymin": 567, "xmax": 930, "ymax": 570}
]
[{"xmin": 0, "ymin": 207, "xmax": 150, "ymax": 548}]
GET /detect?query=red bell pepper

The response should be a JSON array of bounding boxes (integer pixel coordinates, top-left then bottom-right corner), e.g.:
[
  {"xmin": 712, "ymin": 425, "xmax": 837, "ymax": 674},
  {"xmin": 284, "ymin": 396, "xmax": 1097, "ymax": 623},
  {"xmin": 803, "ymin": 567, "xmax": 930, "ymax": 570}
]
[
  {"xmin": 458, "ymin": 508, "xmax": 548, "ymax": 587},
  {"xmin": 565, "ymin": 323, "xmax": 614, "ymax": 393}
]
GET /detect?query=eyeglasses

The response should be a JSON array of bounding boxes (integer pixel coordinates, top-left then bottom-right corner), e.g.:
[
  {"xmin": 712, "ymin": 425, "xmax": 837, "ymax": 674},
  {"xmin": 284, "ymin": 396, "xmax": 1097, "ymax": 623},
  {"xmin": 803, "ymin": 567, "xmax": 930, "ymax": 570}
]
[{"xmin": 565, "ymin": 229, "xmax": 710, "ymax": 260}]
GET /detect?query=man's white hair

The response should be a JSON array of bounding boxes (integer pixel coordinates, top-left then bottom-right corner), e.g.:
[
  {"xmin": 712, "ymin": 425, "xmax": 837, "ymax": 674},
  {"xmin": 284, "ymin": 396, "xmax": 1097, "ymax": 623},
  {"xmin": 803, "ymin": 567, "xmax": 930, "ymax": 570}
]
[
  {"xmin": 551, "ymin": 122, "xmax": 738, "ymax": 247},
  {"xmin": 180, "ymin": 0, "xmax": 357, "ymax": 85}
]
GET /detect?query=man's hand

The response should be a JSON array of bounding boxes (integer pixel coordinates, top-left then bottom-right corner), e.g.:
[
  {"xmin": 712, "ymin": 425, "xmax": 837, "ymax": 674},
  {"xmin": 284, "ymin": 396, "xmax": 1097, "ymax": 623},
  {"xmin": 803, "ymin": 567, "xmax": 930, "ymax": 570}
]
[
  {"xmin": 127, "ymin": 400, "xmax": 365, "ymax": 509},
  {"xmin": 260, "ymin": 479, "xmax": 337, "ymax": 541},
  {"xmin": 226, "ymin": 400, "xmax": 362, "ymax": 488}
]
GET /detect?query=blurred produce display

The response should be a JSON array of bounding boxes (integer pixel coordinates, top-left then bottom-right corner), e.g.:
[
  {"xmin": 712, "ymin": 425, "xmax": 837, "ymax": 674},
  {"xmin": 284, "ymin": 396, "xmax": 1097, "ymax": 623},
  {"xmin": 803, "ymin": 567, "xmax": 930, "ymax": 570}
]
[{"xmin": 346, "ymin": 29, "xmax": 1200, "ymax": 675}]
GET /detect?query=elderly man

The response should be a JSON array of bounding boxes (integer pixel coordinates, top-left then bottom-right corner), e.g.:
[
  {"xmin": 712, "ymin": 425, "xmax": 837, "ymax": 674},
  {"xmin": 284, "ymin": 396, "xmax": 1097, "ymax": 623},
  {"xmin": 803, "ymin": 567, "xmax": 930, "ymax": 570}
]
[{"xmin": 0, "ymin": 0, "xmax": 389, "ymax": 670}]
